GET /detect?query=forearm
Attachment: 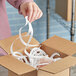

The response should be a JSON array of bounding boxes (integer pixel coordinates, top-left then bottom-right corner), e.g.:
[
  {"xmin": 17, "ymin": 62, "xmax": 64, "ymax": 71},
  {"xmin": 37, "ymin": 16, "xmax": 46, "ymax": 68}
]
[{"xmin": 7, "ymin": 0, "xmax": 33, "ymax": 9}]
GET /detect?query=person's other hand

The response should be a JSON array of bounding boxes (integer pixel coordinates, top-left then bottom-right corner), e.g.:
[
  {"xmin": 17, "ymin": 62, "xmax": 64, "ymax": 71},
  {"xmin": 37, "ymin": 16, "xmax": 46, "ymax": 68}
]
[{"xmin": 20, "ymin": 2, "xmax": 43, "ymax": 22}]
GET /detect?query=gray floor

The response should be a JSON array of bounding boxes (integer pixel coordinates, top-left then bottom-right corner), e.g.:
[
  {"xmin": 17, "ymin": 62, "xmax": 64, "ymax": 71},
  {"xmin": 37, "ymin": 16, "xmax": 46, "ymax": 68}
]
[{"xmin": 0, "ymin": 66, "xmax": 8, "ymax": 76}]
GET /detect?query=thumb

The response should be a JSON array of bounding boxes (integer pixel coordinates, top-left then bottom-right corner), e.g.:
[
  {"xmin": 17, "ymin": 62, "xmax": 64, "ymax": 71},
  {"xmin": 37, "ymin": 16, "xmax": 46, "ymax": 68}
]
[{"xmin": 21, "ymin": 8, "xmax": 27, "ymax": 17}]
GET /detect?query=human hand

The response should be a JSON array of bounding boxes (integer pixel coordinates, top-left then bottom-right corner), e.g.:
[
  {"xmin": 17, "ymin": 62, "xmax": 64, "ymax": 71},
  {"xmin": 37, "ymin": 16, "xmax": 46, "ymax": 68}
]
[{"xmin": 20, "ymin": 2, "xmax": 43, "ymax": 22}]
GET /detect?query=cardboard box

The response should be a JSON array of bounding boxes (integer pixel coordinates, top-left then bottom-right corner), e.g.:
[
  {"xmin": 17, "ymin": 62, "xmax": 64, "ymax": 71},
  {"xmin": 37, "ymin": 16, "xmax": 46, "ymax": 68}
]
[
  {"xmin": 0, "ymin": 32, "xmax": 76, "ymax": 76},
  {"xmin": 55, "ymin": 0, "xmax": 76, "ymax": 21}
]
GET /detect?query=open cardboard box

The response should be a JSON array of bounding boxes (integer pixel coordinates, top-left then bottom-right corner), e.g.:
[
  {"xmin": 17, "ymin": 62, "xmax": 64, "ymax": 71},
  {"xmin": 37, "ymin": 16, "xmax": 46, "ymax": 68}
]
[
  {"xmin": 55, "ymin": 0, "xmax": 76, "ymax": 21},
  {"xmin": 0, "ymin": 32, "xmax": 76, "ymax": 76}
]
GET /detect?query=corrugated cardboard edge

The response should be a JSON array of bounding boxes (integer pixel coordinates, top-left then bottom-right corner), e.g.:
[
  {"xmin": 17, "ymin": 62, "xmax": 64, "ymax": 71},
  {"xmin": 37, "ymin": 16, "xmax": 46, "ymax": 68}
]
[{"xmin": 40, "ymin": 56, "xmax": 76, "ymax": 74}]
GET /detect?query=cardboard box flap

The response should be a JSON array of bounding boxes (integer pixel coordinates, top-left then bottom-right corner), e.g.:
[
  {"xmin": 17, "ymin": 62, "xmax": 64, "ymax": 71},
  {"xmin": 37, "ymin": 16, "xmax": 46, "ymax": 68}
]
[
  {"xmin": 40, "ymin": 56, "xmax": 76, "ymax": 74},
  {"xmin": 0, "ymin": 55, "xmax": 36, "ymax": 75},
  {"xmin": 0, "ymin": 32, "xmax": 39, "ymax": 54},
  {"xmin": 41, "ymin": 35, "xmax": 76, "ymax": 56}
]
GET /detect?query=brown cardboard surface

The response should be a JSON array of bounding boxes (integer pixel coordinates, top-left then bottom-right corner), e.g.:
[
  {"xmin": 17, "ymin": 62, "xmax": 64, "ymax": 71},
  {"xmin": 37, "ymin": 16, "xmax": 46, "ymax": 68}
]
[
  {"xmin": 41, "ymin": 44, "xmax": 68, "ymax": 58},
  {"xmin": 55, "ymin": 0, "xmax": 68, "ymax": 20},
  {"xmin": 8, "ymin": 71, "xmax": 18, "ymax": 76},
  {"xmin": 38, "ymin": 69, "xmax": 69, "ymax": 76},
  {"xmin": 40, "ymin": 56, "xmax": 76, "ymax": 74},
  {"xmin": 55, "ymin": 0, "xmax": 76, "ymax": 21},
  {"xmin": 0, "ymin": 32, "xmax": 39, "ymax": 54},
  {"xmin": 8, "ymin": 70, "xmax": 37, "ymax": 76},
  {"xmin": 67, "ymin": 0, "xmax": 72, "ymax": 21},
  {"xmin": 41, "ymin": 35, "xmax": 76, "ymax": 56},
  {"xmin": 0, "ymin": 55, "xmax": 36, "ymax": 75},
  {"xmin": 0, "ymin": 34, "xmax": 76, "ymax": 76}
]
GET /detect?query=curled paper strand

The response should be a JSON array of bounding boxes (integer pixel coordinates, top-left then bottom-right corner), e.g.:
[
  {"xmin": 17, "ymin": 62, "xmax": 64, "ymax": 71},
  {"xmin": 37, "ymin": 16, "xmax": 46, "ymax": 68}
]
[
  {"xmin": 19, "ymin": 16, "xmax": 39, "ymax": 47},
  {"xmin": 10, "ymin": 16, "xmax": 61, "ymax": 68}
]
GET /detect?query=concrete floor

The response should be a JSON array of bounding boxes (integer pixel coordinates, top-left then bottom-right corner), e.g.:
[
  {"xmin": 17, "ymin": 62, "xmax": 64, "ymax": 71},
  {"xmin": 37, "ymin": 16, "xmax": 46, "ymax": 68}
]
[
  {"xmin": 0, "ymin": 66, "xmax": 76, "ymax": 76},
  {"xmin": 0, "ymin": 66, "xmax": 8, "ymax": 76}
]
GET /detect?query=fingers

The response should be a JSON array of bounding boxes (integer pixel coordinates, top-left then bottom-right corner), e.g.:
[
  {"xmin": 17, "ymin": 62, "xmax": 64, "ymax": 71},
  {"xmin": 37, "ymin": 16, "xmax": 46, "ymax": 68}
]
[
  {"xmin": 31, "ymin": 6, "xmax": 43, "ymax": 22},
  {"xmin": 38, "ymin": 10, "xmax": 43, "ymax": 19},
  {"xmin": 28, "ymin": 3, "xmax": 33, "ymax": 22},
  {"xmin": 20, "ymin": 3, "xmax": 27, "ymax": 17},
  {"xmin": 31, "ymin": 4, "xmax": 38, "ymax": 22},
  {"xmin": 36, "ymin": 9, "xmax": 43, "ymax": 20},
  {"xmin": 28, "ymin": 2, "xmax": 43, "ymax": 22},
  {"xmin": 22, "ymin": 9, "xmax": 26, "ymax": 17},
  {"xmin": 20, "ymin": 2, "xmax": 43, "ymax": 22}
]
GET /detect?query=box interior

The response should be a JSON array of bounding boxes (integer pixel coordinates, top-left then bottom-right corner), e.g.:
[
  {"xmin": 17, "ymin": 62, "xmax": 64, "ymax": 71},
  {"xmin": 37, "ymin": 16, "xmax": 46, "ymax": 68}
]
[
  {"xmin": 40, "ymin": 44, "xmax": 68, "ymax": 58},
  {"xmin": 15, "ymin": 43, "xmax": 68, "ymax": 69}
]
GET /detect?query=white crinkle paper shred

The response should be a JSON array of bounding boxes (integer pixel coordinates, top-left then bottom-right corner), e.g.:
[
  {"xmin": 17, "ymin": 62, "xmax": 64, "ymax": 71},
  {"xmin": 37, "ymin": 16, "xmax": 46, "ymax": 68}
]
[{"xmin": 10, "ymin": 16, "xmax": 61, "ymax": 69}]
